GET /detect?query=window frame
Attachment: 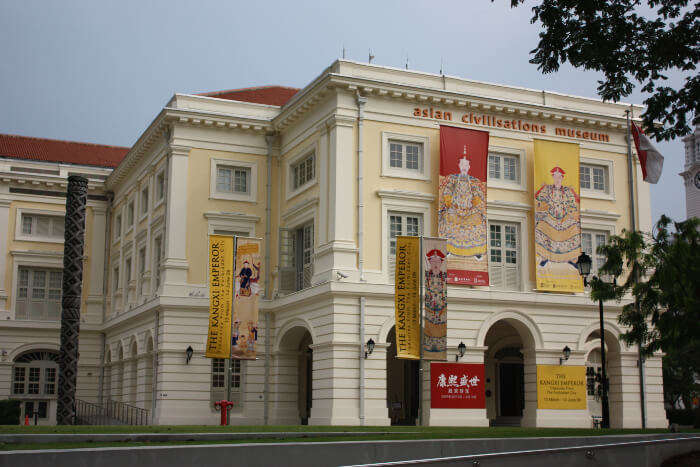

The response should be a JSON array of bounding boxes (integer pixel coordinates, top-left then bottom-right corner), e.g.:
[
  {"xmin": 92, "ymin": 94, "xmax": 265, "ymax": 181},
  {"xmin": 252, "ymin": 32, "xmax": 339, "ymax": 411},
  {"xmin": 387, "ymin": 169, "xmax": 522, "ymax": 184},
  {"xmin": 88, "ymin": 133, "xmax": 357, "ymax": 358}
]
[
  {"xmin": 14, "ymin": 266, "xmax": 63, "ymax": 321},
  {"xmin": 154, "ymin": 167, "xmax": 167, "ymax": 208},
  {"xmin": 387, "ymin": 211, "xmax": 423, "ymax": 281},
  {"xmin": 285, "ymin": 144, "xmax": 319, "ymax": 200},
  {"xmin": 12, "ymin": 351, "xmax": 59, "ymax": 398},
  {"xmin": 487, "ymin": 220, "xmax": 521, "ymax": 291},
  {"xmin": 14, "ymin": 208, "xmax": 66, "ymax": 244},
  {"xmin": 381, "ymin": 132, "xmax": 430, "ymax": 181},
  {"xmin": 113, "ymin": 212, "xmax": 122, "ymax": 242},
  {"xmin": 290, "ymin": 152, "xmax": 316, "ymax": 192},
  {"xmin": 210, "ymin": 358, "xmax": 244, "ymax": 411},
  {"xmin": 487, "ymin": 146, "xmax": 527, "ymax": 192},
  {"xmin": 581, "ymin": 229, "xmax": 610, "ymax": 277},
  {"xmin": 140, "ymin": 184, "xmax": 149, "ymax": 220},
  {"xmin": 210, "ymin": 158, "xmax": 257, "ymax": 202},
  {"xmin": 126, "ymin": 199, "xmax": 135, "ymax": 233},
  {"xmin": 580, "ymin": 157, "xmax": 615, "ymax": 201}
]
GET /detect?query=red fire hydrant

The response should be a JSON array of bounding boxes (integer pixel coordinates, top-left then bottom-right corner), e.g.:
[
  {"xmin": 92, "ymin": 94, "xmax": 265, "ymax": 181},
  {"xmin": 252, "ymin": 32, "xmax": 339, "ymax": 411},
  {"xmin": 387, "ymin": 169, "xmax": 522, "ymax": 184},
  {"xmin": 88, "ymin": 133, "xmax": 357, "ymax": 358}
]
[{"xmin": 214, "ymin": 400, "xmax": 235, "ymax": 426}]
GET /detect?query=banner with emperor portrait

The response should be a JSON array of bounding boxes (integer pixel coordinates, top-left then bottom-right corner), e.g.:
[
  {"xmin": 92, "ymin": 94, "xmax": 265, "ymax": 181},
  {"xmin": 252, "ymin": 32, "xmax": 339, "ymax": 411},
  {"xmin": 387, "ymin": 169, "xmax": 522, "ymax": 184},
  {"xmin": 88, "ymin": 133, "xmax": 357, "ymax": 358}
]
[
  {"xmin": 533, "ymin": 139, "xmax": 583, "ymax": 292},
  {"xmin": 232, "ymin": 237, "xmax": 262, "ymax": 360},
  {"xmin": 438, "ymin": 126, "xmax": 489, "ymax": 286}
]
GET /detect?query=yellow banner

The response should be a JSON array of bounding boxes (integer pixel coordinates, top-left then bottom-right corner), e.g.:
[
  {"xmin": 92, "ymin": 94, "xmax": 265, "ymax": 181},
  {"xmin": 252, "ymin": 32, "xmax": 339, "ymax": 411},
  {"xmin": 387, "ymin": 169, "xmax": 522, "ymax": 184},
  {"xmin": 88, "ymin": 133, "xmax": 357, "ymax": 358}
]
[
  {"xmin": 206, "ymin": 235, "xmax": 234, "ymax": 359},
  {"xmin": 394, "ymin": 236, "xmax": 420, "ymax": 360},
  {"xmin": 537, "ymin": 365, "xmax": 587, "ymax": 409},
  {"xmin": 534, "ymin": 139, "xmax": 583, "ymax": 292},
  {"xmin": 232, "ymin": 237, "xmax": 262, "ymax": 360}
]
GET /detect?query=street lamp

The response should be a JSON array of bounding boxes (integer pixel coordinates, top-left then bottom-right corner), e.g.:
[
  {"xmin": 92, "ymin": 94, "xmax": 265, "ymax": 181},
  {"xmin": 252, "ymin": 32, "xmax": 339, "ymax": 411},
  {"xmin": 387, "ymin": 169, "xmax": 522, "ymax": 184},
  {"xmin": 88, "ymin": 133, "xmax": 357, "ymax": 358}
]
[
  {"xmin": 576, "ymin": 251, "xmax": 610, "ymax": 429},
  {"xmin": 560, "ymin": 346, "xmax": 571, "ymax": 365},
  {"xmin": 364, "ymin": 338, "xmax": 375, "ymax": 359}
]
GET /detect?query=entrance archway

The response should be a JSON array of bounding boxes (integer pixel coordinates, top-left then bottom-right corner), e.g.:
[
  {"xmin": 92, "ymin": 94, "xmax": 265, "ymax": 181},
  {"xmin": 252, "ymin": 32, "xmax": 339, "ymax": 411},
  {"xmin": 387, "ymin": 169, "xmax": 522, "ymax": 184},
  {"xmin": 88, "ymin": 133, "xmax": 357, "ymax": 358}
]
[
  {"xmin": 277, "ymin": 325, "xmax": 313, "ymax": 425},
  {"xmin": 386, "ymin": 327, "xmax": 419, "ymax": 425},
  {"xmin": 583, "ymin": 329, "xmax": 623, "ymax": 427},
  {"xmin": 483, "ymin": 318, "xmax": 537, "ymax": 426}
]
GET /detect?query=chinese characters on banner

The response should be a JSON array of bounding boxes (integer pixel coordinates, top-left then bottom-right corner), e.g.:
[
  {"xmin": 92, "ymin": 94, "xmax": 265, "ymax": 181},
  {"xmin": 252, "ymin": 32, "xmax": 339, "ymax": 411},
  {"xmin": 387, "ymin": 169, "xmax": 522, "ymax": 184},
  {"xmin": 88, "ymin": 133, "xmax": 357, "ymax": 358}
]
[
  {"xmin": 206, "ymin": 235, "xmax": 234, "ymax": 359},
  {"xmin": 430, "ymin": 363, "xmax": 486, "ymax": 409},
  {"xmin": 232, "ymin": 237, "xmax": 262, "ymax": 360},
  {"xmin": 423, "ymin": 238, "xmax": 447, "ymax": 361},
  {"xmin": 537, "ymin": 365, "xmax": 587, "ymax": 409},
  {"xmin": 533, "ymin": 139, "xmax": 583, "ymax": 292},
  {"xmin": 394, "ymin": 236, "xmax": 421, "ymax": 360},
  {"xmin": 438, "ymin": 126, "xmax": 489, "ymax": 286}
]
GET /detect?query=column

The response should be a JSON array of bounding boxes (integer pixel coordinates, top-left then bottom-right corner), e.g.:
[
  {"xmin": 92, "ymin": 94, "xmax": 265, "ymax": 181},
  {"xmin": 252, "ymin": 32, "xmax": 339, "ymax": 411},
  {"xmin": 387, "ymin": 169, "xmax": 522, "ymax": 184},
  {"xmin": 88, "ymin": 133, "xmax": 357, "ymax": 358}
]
[
  {"xmin": 644, "ymin": 354, "xmax": 668, "ymax": 428},
  {"xmin": 308, "ymin": 342, "xmax": 360, "ymax": 425},
  {"xmin": 0, "ymin": 199, "xmax": 10, "ymax": 315},
  {"xmin": 161, "ymin": 145, "xmax": 189, "ymax": 296},
  {"xmin": 85, "ymin": 205, "xmax": 107, "ymax": 324},
  {"xmin": 363, "ymin": 343, "xmax": 391, "ymax": 426}
]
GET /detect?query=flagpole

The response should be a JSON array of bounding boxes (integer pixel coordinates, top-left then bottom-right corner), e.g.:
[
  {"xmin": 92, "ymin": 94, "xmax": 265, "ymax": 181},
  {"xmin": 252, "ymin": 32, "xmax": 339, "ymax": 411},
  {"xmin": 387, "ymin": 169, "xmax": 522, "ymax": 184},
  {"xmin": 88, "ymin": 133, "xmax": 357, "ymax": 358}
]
[
  {"xmin": 626, "ymin": 109, "xmax": 647, "ymax": 429},
  {"xmin": 418, "ymin": 236, "xmax": 424, "ymax": 427}
]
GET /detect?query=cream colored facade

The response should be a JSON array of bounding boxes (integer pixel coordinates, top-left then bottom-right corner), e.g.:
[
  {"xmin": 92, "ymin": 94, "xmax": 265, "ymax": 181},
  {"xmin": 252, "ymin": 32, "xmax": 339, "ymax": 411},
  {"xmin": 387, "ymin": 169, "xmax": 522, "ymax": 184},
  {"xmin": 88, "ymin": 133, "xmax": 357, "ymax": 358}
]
[{"xmin": 1, "ymin": 60, "xmax": 667, "ymax": 428}]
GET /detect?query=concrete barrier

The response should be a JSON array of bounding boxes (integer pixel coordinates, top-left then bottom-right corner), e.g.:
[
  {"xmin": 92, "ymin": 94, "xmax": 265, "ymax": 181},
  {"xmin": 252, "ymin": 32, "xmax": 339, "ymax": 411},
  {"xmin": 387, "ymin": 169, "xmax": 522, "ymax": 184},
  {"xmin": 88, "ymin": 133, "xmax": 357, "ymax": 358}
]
[{"xmin": 1, "ymin": 433, "xmax": 698, "ymax": 467}]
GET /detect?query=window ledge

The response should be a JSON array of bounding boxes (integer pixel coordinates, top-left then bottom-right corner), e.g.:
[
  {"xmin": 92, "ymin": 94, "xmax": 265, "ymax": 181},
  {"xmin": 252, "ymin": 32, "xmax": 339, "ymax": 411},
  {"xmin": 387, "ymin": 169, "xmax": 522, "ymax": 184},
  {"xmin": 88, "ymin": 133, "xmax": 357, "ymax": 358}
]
[
  {"xmin": 487, "ymin": 180, "xmax": 526, "ymax": 192},
  {"xmin": 14, "ymin": 235, "xmax": 63, "ymax": 244},
  {"xmin": 209, "ymin": 192, "xmax": 256, "ymax": 202},
  {"xmin": 581, "ymin": 190, "xmax": 615, "ymax": 201},
  {"xmin": 286, "ymin": 179, "xmax": 317, "ymax": 201},
  {"xmin": 380, "ymin": 169, "xmax": 430, "ymax": 182}
]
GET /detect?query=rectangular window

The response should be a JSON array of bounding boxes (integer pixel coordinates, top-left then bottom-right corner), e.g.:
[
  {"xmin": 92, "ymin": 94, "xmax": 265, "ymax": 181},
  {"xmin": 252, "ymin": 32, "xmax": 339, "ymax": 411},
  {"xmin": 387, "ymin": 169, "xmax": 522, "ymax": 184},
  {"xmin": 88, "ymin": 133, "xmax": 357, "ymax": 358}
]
[
  {"xmin": 154, "ymin": 237, "xmax": 162, "ymax": 289},
  {"xmin": 141, "ymin": 187, "xmax": 149, "ymax": 215},
  {"xmin": 278, "ymin": 223, "xmax": 314, "ymax": 294},
  {"xmin": 114, "ymin": 214, "xmax": 122, "ymax": 239},
  {"xmin": 488, "ymin": 222, "xmax": 520, "ymax": 291},
  {"xmin": 19, "ymin": 214, "xmax": 65, "ymax": 240},
  {"xmin": 125, "ymin": 258, "xmax": 132, "ymax": 284},
  {"xmin": 582, "ymin": 230, "xmax": 609, "ymax": 275},
  {"xmin": 28, "ymin": 367, "xmax": 40, "ymax": 394},
  {"xmin": 23, "ymin": 401, "xmax": 48, "ymax": 419},
  {"xmin": 388, "ymin": 212, "xmax": 423, "ymax": 279},
  {"xmin": 127, "ymin": 202, "xmax": 135, "ymax": 226},
  {"xmin": 488, "ymin": 153, "xmax": 519, "ymax": 182},
  {"xmin": 211, "ymin": 359, "xmax": 243, "ymax": 407},
  {"xmin": 156, "ymin": 171, "xmax": 165, "ymax": 201},
  {"xmin": 113, "ymin": 266, "xmax": 119, "ymax": 291},
  {"xmin": 388, "ymin": 140, "xmax": 423, "ymax": 172},
  {"xmin": 292, "ymin": 153, "xmax": 315, "ymax": 190},
  {"xmin": 13, "ymin": 367, "xmax": 25, "ymax": 394},
  {"xmin": 139, "ymin": 247, "xmax": 146, "ymax": 275},
  {"xmin": 580, "ymin": 164, "xmax": 609, "ymax": 193},
  {"xmin": 15, "ymin": 267, "xmax": 62, "ymax": 320},
  {"xmin": 44, "ymin": 367, "xmax": 56, "ymax": 394},
  {"xmin": 216, "ymin": 166, "xmax": 250, "ymax": 194}
]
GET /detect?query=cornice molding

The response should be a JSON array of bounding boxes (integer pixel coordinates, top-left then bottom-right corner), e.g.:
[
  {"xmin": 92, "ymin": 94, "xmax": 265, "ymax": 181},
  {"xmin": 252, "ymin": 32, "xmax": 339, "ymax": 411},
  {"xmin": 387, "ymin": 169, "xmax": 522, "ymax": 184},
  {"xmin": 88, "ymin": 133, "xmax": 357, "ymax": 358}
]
[
  {"xmin": 581, "ymin": 209, "xmax": 622, "ymax": 221},
  {"xmin": 203, "ymin": 211, "xmax": 261, "ymax": 223},
  {"xmin": 376, "ymin": 189, "xmax": 435, "ymax": 202},
  {"xmin": 487, "ymin": 200, "xmax": 532, "ymax": 212},
  {"xmin": 281, "ymin": 196, "xmax": 319, "ymax": 221}
]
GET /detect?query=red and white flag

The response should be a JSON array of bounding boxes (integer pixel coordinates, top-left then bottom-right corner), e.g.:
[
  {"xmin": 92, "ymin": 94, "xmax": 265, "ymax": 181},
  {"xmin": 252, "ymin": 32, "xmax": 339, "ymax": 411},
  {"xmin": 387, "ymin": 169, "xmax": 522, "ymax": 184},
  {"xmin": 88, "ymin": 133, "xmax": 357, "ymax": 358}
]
[{"xmin": 631, "ymin": 122, "xmax": 664, "ymax": 184}]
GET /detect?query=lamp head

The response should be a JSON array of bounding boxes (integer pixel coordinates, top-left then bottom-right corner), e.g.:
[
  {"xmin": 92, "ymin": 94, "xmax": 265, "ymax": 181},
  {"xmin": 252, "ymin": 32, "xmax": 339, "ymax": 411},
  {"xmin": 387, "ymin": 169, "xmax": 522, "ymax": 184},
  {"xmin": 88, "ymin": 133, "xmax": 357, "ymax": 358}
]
[
  {"xmin": 185, "ymin": 345, "xmax": 194, "ymax": 364},
  {"xmin": 576, "ymin": 251, "xmax": 592, "ymax": 277}
]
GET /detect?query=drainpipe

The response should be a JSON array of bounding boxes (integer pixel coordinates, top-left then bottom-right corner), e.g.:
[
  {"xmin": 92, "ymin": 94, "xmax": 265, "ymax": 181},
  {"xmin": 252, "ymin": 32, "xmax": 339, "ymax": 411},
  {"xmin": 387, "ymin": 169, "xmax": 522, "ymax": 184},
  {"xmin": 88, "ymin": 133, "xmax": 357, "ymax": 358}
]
[
  {"xmin": 98, "ymin": 192, "xmax": 113, "ymax": 406},
  {"xmin": 264, "ymin": 134, "xmax": 276, "ymax": 426},
  {"xmin": 356, "ymin": 93, "xmax": 367, "ymax": 425}
]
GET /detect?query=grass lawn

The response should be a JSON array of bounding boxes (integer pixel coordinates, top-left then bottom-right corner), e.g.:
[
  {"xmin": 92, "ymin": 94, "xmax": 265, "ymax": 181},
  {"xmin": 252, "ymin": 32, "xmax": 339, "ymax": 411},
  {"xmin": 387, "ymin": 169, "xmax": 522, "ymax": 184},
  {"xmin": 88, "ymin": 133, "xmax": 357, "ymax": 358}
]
[{"xmin": 1, "ymin": 425, "xmax": 697, "ymax": 451}]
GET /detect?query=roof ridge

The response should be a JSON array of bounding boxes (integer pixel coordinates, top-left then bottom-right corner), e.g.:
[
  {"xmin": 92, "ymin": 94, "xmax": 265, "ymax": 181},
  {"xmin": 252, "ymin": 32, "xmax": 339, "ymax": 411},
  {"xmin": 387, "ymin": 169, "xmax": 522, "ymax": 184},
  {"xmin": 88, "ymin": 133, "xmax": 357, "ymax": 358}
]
[
  {"xmin": 0, "ymin": 133, "xmax": 129, "ymax": 150},
  {"xmin": 199, "ymin": 85, "xmax": 299, "ymax": 96}
]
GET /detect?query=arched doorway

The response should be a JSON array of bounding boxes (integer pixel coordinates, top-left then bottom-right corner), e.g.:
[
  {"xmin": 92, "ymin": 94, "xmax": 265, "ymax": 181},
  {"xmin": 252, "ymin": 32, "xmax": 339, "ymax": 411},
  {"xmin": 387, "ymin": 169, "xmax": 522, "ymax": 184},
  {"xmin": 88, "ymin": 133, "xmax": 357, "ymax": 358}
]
[
  {"xmin": 583, "ymin": 329, "xmax": 623, "ymax": 427},
  {"xmin": 386, "ymin": 327, "xmax": 419, "ymax": 425},
  {"xmin": 276, "ymin": 325, "xmax": 313, "ymax": 425},
  {"xmin": 483, "ymin": 319, "xmax": 537, "ymax": 426}
]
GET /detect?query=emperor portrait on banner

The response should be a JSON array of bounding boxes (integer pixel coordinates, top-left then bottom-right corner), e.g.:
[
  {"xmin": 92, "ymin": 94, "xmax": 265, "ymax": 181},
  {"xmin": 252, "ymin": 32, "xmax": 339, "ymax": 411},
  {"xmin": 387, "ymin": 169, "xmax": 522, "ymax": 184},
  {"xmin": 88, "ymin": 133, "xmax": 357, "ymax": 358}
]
[{"xmin": 438, "ymin": 126, "xmax": 489, "ymax": 285}]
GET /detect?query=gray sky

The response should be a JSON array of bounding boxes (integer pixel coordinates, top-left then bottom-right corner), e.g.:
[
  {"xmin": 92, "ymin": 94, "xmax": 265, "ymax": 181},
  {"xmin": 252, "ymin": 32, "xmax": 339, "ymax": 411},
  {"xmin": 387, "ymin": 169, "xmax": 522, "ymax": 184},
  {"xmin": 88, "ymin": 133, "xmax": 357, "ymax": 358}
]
[{"xmin": 0, "ymin": 0, "xmax": 688, "ymax": 224}]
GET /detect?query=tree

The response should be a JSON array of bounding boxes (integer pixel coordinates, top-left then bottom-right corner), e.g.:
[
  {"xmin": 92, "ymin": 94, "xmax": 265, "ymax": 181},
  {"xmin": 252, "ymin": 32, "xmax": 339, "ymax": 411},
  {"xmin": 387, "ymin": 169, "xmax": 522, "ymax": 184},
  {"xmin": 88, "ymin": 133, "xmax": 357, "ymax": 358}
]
[
  {"xmin": 594, "ymin": 216, "xmax": 700, "ymax": 407},
  {"xmin": 502, "ymin": 1, "xmax": 699, "ymax": 141}
]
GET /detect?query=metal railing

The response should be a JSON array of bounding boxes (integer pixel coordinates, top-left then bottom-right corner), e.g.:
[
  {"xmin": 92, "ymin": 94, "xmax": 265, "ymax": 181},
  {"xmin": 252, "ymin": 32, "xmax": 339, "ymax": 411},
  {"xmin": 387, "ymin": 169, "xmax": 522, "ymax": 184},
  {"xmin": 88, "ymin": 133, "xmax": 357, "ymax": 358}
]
[{"xmin": 75, "ymin": 398, "xmax": 149, "ymax": 426}]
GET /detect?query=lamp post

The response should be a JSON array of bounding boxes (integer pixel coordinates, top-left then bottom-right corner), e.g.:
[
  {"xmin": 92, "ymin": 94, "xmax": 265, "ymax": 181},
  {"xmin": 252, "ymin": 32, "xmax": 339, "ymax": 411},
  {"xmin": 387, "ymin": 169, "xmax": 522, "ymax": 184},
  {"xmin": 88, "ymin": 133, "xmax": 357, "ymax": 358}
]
[{"xmin": 576, "ymin": 251, "xmax": 610, "ymax": 429}]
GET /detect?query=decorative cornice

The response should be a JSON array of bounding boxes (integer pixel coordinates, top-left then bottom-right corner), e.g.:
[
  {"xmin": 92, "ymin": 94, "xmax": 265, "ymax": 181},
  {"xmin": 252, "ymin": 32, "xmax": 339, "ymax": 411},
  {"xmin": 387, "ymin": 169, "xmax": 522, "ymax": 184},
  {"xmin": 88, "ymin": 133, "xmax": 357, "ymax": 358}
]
[
  {"xmin": 581, "ymin": 209, "xmax": 622, "ymax": 221},
  {"xmin": 376, "ymin": 189, "xmax": 435, "ymax": 202},
  {"xmin": 203, "ymin": 211, "xmax": 261, "ymax": 223},
  {"xmin": 487, "ymin": 200, "xmax": 531, "ymax": 212},
  {"xmin": 281, "ymin": 197, "xmax": 319, "ymax": 221}
]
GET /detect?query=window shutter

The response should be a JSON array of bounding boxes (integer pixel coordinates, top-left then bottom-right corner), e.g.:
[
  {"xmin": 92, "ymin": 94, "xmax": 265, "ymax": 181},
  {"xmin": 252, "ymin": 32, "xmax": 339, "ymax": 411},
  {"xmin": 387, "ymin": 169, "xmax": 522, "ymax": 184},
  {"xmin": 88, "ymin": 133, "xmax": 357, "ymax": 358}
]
[{"xmin": 278, "ymin": 228, "xmax": 296, "ymax": 294}]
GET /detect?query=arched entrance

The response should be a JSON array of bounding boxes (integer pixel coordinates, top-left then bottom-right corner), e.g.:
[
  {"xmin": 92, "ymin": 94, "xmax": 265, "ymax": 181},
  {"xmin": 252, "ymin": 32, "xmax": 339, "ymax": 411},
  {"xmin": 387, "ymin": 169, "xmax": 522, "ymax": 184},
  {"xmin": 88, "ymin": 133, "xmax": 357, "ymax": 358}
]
[
  {"xmin": 483, "ymin": 318, "xmax": 537, "ymax": 426},
  {"xmin": 386, "ymin": 327, "xmax": 419, "ymax": 425},
  {"xmin": 277, "ymin": 325, "xmax": 313, "ymax": 425},
  {"xmin": 583, "ymin": 329, "xmax": 623, "ymax": 427}
]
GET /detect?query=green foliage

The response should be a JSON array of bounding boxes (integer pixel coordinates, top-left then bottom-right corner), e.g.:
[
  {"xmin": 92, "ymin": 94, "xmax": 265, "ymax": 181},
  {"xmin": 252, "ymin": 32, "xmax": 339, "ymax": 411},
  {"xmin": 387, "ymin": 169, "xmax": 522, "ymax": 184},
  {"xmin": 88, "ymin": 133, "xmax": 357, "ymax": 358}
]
[
  {"xmin": 502, "ymin": 0, "xmax": 699, "ymax": 141},
  {"xmin": 0, "ymin": 400, "xmax": 21, "ymax": 425},
  {"xmin": 591, "ymin": 216, "xmax": 700, "ymax": 408}
]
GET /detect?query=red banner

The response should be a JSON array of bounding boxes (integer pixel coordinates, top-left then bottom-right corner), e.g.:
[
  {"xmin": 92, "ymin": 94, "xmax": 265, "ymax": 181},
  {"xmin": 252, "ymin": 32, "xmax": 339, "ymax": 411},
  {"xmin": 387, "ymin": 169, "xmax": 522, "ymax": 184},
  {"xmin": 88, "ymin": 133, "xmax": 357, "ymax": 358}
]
[
  {"xmin": 438, "ymin": 126, "xmax": 489, "ymax": 286},
  {"xmin": 430, "ymin": 362, "xmax": 485, "ymax": 409}
]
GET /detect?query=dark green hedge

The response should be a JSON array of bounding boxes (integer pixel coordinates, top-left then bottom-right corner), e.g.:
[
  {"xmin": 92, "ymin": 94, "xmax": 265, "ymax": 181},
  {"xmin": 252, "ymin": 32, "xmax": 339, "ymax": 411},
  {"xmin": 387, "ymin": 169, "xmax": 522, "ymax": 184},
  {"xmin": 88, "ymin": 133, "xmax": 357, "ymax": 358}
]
[
  {"xmin": 0, "ymin": 399, "xmax": 21, "ymax": 425},
  {"xmin": 666, "ymin": 408, "xmax": 700, "ymax": 427}
]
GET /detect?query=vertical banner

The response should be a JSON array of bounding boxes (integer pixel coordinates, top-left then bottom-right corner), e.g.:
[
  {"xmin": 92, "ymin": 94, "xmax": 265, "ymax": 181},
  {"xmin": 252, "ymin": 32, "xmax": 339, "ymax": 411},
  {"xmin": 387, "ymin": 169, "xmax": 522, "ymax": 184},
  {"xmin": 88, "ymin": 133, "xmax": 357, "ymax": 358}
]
[
  {"xmin": 206, "ymin": 235, "xmax": 234, "ymax": 359},
  {"xmin": 423, "ymin": 238, "xmax": 447, "ymax": 361},
  {"xmin": 394, "ymin": 236, "xmax": 420, "ymax": 360},
  {"xmin": 431, "ymin": 362, "xmax": 485, "ymax": 408},
  {"xmin": 232, "ymin": 237, "xmax": 262, "ymax": 359},
  {"xmin": 438, "ymin": 126, "xmax": 489, "ymax": 286},
  {"xmin": 533, "ymin": 139, "xmax": 583, "ymax": 292},
  {"xmin": 537, "ymin": 365, "xmax": 587, "ymax": 409}
]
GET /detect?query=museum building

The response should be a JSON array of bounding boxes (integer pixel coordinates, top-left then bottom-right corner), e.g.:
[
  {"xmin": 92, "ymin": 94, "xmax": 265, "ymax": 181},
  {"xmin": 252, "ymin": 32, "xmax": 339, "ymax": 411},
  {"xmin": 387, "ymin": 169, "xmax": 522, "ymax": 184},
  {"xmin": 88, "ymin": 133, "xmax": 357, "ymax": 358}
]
[{"xmin": 0, "ymin": 60, "xmax": 666, "ymax": 427}]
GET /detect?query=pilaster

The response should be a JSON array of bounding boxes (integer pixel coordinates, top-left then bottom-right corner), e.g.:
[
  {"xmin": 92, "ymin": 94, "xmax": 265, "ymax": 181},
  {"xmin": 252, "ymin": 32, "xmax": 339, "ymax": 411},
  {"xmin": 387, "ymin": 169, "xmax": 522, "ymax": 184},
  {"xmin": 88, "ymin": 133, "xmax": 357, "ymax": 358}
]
[
  {"xmin": 161, "ymin": 145, "xmax": 189, "ymax": 296},
  {"xmin": 0, "ymin": 200, "xmax": 10, "ymax": 314}
]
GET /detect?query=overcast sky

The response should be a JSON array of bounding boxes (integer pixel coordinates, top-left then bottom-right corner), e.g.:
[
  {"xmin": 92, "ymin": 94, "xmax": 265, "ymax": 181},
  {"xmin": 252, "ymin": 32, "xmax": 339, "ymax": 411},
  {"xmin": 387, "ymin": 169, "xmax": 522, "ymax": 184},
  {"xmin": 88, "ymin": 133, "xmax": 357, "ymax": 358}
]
[{"xmin": 0, "ymin": 1, "xmax": 689, "ymax": 224}]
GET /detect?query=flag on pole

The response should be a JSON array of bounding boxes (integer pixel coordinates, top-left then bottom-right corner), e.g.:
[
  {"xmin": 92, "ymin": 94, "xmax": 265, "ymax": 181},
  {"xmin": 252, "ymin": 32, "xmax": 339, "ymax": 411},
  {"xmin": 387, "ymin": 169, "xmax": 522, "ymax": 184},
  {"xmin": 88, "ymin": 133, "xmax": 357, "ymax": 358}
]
[{"xmin": 631, "ymin": 122, "xmax": 664, "ymax": 184}]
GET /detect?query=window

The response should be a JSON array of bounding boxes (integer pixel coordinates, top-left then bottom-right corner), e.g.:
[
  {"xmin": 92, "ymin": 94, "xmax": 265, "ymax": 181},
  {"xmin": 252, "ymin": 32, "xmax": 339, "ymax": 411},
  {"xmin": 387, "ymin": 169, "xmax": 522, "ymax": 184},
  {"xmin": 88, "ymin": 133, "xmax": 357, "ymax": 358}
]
[
  {"xmin": 488, "ymin": 222, "xmax": 520, "ymax": 291},
  {"xmin": 19, "ymin": 214, "xmax": 64, "ymax": 241},
  {"xmin": 156, "ymin": 171, "xmax": 166, "ymax": 202},
  {"xmin": 388, "ymin": 212, "xmax": 423, "ymax": 279},
  {"xmin": 114, "ymin": 214, "xmax": 122, "ymax": 240},
  {"xmin": 153, "ymin": 237, "xmax": 162, "ymax": 290},
  {"xmin": 15, "ymin": 267, "xmax": 62, "ymax": 320},
  {"xmin": 127, "ymin": 201, "xmax": 135, "ymax": 226},
  {"xmin": 113, "ymin": 266, "xmax": 120, "ymax": 292},
  {"xmin": 580, "ymin": 164, "xmax": 609, "ymax": 193},
  {"xmin": 217, "ymin": 166, "xmax": 249, "ymax": 194},
  {"xmin": 12, "ymin": 351, "xmax": 59, "ymax": 397},
  {"xmin": 582, "ymin": 230, "xmax": 609, "ymax": 276},
  {"xmin": 211, "ymin": 159, "xmax": 257, "ymax": 201},
  {"xmin": 488, "ymin": 153, "xmax": 520, "ymax": 183},
  {"xmin": 138, "ymin": 247, "xmax": 146, "ymax": 276},
  {"xmin": 141, "ymin": 187, "xmax": 149, "ymax": 216},
  {"xmin": 291, "ymin": 153, "xmax": 315, "ymax": 190},
  {"xmin": 279, "ymin": 223, "xmax": 314, "ymax": 293},
  {"xmin": 382, "ymin": 133, "xmax": 430, "ymax": 180},
  {"xmin": 211, "ymin": 358, "xmax": 243, "ymax": 407},
  {"xmin": 24, "ymin": 401, "xmax": 49, "ymax": 419}
]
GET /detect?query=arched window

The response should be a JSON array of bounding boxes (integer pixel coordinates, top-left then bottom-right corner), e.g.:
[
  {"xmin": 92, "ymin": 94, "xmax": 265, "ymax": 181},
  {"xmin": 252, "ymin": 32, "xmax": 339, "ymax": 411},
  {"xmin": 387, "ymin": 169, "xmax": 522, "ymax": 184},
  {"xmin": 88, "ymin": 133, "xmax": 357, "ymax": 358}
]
[{"xmin": 12, "ymin": 350, "xmax": 59, "ymax": 397}]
